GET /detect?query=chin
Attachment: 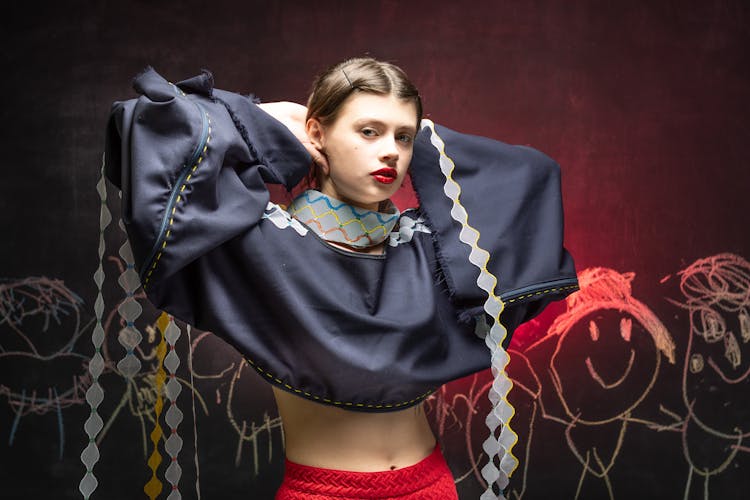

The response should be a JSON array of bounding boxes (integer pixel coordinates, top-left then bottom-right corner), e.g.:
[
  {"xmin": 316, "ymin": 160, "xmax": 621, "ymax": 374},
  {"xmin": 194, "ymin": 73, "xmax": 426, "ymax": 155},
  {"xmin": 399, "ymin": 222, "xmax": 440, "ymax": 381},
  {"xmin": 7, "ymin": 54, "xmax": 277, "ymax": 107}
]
[{"xmin": 356, "ymin": 191, "xmax": 394, "ymax": 207}]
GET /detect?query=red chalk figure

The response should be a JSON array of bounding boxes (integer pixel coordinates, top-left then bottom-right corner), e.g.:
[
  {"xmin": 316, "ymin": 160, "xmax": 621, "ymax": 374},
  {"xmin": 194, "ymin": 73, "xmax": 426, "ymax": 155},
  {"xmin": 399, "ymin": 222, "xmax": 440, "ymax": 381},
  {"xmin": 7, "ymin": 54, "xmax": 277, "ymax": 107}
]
[{"xmin": 519, "ymin": 267, "xmax": 674, "ymax": 499}]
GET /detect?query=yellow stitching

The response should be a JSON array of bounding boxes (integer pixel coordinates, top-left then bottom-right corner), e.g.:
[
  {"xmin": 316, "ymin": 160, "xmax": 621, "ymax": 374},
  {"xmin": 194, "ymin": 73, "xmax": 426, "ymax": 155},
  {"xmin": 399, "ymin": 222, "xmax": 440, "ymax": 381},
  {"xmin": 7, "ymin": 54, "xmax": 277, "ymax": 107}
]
[
  {"xmin": 504, "ymin": 284, "xmax": 579, "ymax": 303},
  {"xmin": 143, "ymin": 114, "xmax": 212, "ymax": 288},
  {"xmin": 242, "ymin": 356, "xmax": 433, "ymax": 409}
]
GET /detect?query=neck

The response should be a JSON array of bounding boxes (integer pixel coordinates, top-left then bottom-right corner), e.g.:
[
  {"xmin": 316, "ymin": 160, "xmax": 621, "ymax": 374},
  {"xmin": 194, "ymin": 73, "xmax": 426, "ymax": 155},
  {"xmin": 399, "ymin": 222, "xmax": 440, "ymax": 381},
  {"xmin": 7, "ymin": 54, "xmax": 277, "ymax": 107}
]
[{"xmin": 318, "ymin": 184, "xmax": 379, "ymax": 212}]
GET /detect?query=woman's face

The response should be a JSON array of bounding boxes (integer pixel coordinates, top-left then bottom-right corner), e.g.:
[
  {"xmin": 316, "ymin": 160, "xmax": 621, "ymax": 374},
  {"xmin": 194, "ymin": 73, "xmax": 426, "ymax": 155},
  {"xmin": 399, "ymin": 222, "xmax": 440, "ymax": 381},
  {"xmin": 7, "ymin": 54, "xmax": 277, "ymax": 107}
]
[{"xmin": 308, "ymin": 93, "xmax": 418, "ymax": 211}]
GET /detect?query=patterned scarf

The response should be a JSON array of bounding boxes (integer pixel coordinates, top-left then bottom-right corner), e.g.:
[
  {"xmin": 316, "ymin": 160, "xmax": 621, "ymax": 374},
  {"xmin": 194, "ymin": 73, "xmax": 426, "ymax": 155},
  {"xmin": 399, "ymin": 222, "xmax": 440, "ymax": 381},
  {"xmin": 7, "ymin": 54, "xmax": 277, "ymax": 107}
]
[{"xmin": 289, "ymin": 190, "xmax": 400, "ymax": 249}]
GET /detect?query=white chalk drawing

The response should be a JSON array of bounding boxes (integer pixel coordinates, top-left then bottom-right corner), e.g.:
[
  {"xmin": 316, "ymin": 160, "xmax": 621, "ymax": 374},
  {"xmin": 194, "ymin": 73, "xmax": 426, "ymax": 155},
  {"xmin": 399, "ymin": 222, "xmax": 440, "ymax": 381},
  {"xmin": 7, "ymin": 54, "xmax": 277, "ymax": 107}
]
[
  {"xmin": 670, "ymin": 253, "xmax": 750, "ymax": 499},
  {"xmin": 0, "ymin": 277, "xmax": 90, "ymax": 459}
]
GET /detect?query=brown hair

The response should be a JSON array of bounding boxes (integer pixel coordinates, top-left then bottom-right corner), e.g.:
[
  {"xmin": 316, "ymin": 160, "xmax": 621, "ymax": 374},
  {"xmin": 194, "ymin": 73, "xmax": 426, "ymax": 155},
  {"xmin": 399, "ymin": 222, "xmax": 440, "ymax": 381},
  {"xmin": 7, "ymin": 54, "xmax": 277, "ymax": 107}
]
[{"xmin": 306, "ymin": 57, "xmax": 422, "ymax": 128}]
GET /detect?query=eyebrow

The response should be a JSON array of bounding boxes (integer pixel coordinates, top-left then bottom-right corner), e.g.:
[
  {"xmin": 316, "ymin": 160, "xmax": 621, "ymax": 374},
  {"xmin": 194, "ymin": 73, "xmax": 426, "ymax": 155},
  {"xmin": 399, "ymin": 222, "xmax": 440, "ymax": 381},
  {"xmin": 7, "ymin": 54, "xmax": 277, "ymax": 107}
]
[{"xmin": 354, "ymin": 118, "xmax": 417, "ymax": 135}]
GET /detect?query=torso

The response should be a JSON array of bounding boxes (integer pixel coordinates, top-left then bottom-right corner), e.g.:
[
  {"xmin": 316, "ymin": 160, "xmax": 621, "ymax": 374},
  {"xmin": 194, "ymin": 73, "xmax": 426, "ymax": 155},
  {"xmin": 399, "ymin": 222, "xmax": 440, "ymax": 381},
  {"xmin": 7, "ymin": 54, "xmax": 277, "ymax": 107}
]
[
  {"xmin": 272, "ymin": 386, "xmax": 436, "ymax": 471},
  {"xmin": 272, "ymin": 239, "xmax": 436, "ymax": 472}
]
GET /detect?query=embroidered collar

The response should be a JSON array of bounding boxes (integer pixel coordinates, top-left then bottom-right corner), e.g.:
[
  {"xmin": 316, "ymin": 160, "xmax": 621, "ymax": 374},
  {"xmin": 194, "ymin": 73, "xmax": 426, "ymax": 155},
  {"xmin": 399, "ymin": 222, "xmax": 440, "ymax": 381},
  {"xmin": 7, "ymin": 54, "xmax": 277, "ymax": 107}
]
[{"xmin": 289, "ymin": 190, "xmax": 400, "ymax": 249}]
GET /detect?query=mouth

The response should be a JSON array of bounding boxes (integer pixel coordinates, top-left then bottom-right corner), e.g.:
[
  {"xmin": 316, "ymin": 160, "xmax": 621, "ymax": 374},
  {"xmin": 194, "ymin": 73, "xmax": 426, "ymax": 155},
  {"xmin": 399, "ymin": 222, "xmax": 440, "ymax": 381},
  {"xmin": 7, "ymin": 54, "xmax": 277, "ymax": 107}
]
[
  {"xmin": 371, "ymin": 168, "xmax": 398, "ymax": 184},
  {"xmin": 707, "ymin": 356, "xmax": 750, "ymax": 384},
  {"xmin": 585, "ymin": 349, "xmax": 636, "ymax": 389}
]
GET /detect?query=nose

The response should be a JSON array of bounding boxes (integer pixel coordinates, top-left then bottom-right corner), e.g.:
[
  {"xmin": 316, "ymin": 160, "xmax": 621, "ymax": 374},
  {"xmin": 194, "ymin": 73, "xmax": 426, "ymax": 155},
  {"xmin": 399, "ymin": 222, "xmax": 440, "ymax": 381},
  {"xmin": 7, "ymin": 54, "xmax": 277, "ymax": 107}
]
[{"xmin": 379, "ymin": 136, "xmax": 399, "ymax": 165}]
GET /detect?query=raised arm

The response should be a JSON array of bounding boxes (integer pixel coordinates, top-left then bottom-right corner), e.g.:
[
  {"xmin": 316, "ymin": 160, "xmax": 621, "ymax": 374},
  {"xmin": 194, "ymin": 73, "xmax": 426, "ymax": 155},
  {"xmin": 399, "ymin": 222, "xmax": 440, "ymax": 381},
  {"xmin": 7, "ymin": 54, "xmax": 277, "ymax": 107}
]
[
  {"xmin": 257, "ymin": 101, "xmax": 329, "ymax": 172},
  {"xmin": 104, "ymin": 68, "xmax": 311, "ymax": 293}
]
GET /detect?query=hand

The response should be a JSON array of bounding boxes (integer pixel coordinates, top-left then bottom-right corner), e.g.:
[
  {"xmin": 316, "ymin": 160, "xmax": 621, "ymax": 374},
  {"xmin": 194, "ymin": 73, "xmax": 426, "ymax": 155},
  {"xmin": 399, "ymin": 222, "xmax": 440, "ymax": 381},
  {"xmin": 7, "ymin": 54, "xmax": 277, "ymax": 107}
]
[{"xmin": 258, "ymin": 101, "xmax": 329, "ymax": 171}]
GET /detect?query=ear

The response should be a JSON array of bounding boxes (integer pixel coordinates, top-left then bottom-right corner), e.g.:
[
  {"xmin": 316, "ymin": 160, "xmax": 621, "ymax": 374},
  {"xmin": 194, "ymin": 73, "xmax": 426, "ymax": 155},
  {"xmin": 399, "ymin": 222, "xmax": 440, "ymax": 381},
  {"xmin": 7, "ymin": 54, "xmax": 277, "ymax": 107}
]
[
  {"xmin": 305, "ymin": 118, "xmax": 329, "ymax": 174},
  {"xmin": 305, "ymin": 118, "xmax": 325, "ymax": 148}
]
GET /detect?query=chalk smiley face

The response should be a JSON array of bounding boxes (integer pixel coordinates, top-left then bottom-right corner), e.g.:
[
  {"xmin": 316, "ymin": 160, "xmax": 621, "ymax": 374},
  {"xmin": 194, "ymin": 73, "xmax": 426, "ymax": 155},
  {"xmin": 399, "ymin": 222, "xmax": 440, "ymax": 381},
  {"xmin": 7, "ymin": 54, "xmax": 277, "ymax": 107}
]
[
  {"xmin": 676, "ymin": 253, "xmax": 750, "ymax": 432},
  {"xmin": 683, "ymin": 304, "xmax": 750, "ymax": 432},
  {"xmin": 687, "ymin": 306, "xmax": 750, "ymax": 382},
  {"xmin": 551, "ymin": 309, "xmax": 663, "ymax": 424},
  {"xmin": 584, "ymin": 315, "xmax": 636, "ymax": 389},
  {"xmin": 545, "ymin": 268, "xmax": 675, "ymax": 425}
]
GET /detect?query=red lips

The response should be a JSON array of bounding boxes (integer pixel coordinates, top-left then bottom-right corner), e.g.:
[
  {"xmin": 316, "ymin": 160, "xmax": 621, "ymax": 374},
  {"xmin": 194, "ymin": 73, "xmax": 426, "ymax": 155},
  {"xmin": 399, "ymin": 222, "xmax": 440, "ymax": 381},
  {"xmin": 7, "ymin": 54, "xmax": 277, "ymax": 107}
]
[{"xmin": 371, "ymin": 168, "xmax": 398, "ymax": 184}]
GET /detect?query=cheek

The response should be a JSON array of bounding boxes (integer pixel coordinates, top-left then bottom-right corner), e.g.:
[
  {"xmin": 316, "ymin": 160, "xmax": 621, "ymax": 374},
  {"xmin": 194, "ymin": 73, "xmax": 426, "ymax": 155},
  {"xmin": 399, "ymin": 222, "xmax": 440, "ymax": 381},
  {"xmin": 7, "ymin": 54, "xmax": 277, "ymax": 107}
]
[
  {"xmin": 326, "ymin": 143, "xmax": 351, "ymax": 163},
  {"xmin": 337, "ymin": 138, "xmax": 363, "ymax": 156},
  {"xmin": 402, "ymin": 149, "xmax": 414, "ymax": 166}
]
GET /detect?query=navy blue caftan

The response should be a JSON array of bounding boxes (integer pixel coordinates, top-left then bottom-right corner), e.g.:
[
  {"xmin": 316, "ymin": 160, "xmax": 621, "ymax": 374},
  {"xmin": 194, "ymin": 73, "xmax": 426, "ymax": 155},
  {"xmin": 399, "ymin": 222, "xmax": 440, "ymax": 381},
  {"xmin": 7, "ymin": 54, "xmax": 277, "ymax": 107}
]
[{"xmin": 104, "ymin": 68, "xmax": 578, "ymax": 412}]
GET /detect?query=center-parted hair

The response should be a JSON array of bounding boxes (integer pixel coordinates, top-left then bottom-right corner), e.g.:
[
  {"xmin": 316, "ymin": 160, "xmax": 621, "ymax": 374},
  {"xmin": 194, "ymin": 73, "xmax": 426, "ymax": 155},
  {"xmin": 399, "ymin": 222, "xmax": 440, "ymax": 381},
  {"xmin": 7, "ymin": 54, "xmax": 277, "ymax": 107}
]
[{"xmin": 306, "ymin": 57, "xmax": 422, "ymax": 128}]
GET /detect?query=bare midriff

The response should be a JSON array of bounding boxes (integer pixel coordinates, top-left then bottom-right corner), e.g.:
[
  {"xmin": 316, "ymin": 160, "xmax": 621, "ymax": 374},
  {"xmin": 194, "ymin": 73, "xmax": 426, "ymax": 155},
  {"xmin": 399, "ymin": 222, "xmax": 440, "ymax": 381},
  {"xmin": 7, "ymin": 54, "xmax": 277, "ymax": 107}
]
[{"xmin": 271, "ymin": 386, "xmax": 436, "ymax": 472}]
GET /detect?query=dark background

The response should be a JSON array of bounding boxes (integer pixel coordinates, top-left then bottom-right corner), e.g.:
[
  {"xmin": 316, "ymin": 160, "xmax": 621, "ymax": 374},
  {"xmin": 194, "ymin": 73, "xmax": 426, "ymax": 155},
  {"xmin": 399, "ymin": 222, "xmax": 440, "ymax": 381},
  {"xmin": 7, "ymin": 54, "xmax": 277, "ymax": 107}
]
[{"xmin": 1, "ymin": 1, "xmax": 748, "ymax": 498}]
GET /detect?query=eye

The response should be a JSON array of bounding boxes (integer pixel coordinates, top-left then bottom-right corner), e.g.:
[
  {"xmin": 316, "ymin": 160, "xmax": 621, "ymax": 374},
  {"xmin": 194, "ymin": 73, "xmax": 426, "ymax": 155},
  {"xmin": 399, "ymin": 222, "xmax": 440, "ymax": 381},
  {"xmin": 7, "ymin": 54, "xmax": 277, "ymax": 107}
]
[
  {"xmin": 620, "ymin": 317, "xmax": 632, "ymax": 342},
  {"xmin": 397, "ymin": 133, "xmax": 413, "ymax": 144},
  {"xmin": 739, "ymin": 307, "xmax": 749, "ymax": 343},
  {"xmin": 689, "ymin": 353, "xmax": 704, "ymax": 373},
  {"xmin": 697, "ymin": 309, "xmax": 725, "ymax": 343},
  {"xmin": 361, "ymin": 128, "xmax": 378, "ymax": 137},
  {"xmin": 588, "ymin": 320, "xmax": 600, "ymax": 341},
  {"xmin": 724, "ymin": 331, "xmax": 741, "ymax": 368}
]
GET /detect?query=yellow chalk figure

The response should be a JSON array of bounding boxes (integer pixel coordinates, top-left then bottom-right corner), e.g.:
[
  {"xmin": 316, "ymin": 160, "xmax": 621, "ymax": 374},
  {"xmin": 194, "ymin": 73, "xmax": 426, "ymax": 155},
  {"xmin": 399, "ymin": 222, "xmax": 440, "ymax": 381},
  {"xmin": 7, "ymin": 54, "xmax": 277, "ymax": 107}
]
[{"xmin": 144, "ymin": 312, "xmax": 170, "ymax": 499}]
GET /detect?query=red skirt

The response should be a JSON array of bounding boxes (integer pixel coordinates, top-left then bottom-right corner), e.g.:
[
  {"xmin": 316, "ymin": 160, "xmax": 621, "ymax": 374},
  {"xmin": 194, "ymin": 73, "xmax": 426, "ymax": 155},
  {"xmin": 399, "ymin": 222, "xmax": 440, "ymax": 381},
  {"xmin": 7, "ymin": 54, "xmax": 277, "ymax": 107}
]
[{"xmin": 275, "ymin": 443, "xmax": 459, "ymax": 499}]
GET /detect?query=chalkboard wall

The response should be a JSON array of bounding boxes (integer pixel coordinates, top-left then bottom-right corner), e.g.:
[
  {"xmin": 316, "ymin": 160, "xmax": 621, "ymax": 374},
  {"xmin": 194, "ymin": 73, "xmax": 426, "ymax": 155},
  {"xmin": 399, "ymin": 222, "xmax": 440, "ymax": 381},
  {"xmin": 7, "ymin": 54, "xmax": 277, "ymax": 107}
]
[{"xmin": 2, "ymin": 1, "xmax": 748, "ymax": 498}]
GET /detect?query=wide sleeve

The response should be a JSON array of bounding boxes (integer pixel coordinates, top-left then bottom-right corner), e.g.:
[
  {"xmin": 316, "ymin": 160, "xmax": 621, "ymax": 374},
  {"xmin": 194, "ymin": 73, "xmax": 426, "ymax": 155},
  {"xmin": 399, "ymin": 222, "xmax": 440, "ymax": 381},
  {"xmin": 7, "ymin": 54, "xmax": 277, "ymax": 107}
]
[
  {"xmin": 104, "ymin": 67, "xmax": 311, "ymax": 294},
  {"xmin": 409, "ymin": 120, "xmax": 579, "ymax": 340}
]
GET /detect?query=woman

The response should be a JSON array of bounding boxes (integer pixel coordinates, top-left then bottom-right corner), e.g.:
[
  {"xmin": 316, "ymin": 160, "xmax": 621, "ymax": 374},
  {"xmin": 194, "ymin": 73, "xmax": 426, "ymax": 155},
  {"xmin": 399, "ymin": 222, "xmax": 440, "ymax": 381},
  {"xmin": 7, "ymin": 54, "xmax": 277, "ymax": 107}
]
[
  {"xmin": 260, "ymin": 59, "xmax": 456, "ymax": 498},
  {"xmin": 104, "ymin": 57, "xmax": 578, "ymax": 499}
]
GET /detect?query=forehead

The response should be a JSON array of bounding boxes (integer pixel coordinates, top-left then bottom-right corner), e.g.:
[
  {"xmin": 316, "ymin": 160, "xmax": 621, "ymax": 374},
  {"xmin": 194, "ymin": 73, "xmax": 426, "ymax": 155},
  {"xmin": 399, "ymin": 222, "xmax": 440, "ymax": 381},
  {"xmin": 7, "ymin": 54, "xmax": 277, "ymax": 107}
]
[{"xmin": 335, "ymin": 93, "xmax": 418, "ymax": 129}]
